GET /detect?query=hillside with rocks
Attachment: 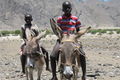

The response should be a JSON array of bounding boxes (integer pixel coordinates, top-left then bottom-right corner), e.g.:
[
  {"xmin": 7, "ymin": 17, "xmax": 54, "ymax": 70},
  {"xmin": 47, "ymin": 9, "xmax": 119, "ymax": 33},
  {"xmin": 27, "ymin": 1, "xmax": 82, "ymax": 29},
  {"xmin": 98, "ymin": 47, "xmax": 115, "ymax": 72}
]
[{"xmin": 0, "ymin": 0, "xmax": 120, "ymax": 30}]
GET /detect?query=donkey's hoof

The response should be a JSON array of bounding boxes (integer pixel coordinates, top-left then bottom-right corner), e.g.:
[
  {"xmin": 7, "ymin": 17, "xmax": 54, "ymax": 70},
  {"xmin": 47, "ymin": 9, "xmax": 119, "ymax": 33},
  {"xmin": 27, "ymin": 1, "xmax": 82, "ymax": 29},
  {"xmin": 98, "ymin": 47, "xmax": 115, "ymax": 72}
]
[{"xmin": 51, "ymin": 77, "xmax": 58, "ymax": 80}]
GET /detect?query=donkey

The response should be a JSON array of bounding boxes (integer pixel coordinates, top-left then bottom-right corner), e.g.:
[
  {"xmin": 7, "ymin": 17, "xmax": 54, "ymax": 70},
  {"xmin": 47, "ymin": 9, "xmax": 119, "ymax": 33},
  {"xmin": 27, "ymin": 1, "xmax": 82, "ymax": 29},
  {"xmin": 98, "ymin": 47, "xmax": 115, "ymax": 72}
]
[
  {"xmin": 23, "ymin": 31, "xmax": 47, "ymax": 80},
  {"xmin": 58, "ymin": 27, "xmax": 91, "ymax": 80}
]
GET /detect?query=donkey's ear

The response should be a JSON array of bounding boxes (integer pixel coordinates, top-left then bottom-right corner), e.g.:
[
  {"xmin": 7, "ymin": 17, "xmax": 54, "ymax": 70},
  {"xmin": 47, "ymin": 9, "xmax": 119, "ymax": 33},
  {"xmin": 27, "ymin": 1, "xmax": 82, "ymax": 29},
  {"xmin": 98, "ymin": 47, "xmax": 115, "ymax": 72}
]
[
  {"xmin": 75, "ymin": 26, "xmax": 91, "ymax": 39},
  {"xmin": 35, "ymin": 30, "xmax": 47, "ymax": 41}
]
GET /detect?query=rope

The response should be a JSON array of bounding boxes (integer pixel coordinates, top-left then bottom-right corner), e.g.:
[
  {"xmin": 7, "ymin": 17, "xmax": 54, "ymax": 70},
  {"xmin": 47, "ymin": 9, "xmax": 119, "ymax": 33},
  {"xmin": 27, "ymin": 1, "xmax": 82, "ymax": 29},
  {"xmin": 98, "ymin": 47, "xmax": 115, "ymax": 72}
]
[{"xmin": 61, "ymin": 40, "xmax": 75, "ymax": 43}]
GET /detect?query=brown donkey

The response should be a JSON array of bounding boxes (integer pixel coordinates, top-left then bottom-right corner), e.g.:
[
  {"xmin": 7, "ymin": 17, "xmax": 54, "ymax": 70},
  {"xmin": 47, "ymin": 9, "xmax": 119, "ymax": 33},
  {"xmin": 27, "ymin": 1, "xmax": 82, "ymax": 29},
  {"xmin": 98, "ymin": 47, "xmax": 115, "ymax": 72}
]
[{"xmin": 23, "ymin": 31, "xmax": 47, "ymax": 80}]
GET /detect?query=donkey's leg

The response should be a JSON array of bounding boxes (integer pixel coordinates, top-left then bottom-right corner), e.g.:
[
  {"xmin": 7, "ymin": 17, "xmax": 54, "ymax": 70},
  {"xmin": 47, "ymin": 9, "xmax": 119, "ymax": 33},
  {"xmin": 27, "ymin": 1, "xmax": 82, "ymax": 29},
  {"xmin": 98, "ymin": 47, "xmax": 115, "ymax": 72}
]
[
  {"xmin": 37, "ymin": 66, "xmax": 43, "ymax": 80},
  {"xmin": 74, "ymin": 67, "xmax": 79, "ymax": 80},
  {"xmin": 25, "ymin": 67, "xmax": 29, "ymax": 80},
  {"xmin": 60, "ymin": 73, "xmax": 62, "ymax": 80},
  {"xmin": 29, "ymin": 68, "xmax": 33, "ymax": 80},
  {"xmin": 60, "ymin": 73, "xmax": 64, "ymax": 80},
  {"xmin": 72, "ymin": 66, "xmax": 77, "ymax": 80}
]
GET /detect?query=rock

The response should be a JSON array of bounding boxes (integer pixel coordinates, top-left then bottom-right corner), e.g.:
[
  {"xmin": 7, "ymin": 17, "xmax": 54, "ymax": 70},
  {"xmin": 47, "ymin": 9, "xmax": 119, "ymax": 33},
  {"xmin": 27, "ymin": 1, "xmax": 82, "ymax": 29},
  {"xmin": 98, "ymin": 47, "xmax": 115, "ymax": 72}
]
[
  {"xmin": 103, "ymin": 64, "xmax": 113, "ymax": 66},
  {"xmin": 107, "ymin": 72, "xmax": 115, "ymax": 77},
  {"xmin": 5, "ymin": 63, "xmax": 10, "ymax": 65},
  {"xmin": 15, "ymin": 70, "xmax": 20, "ymax": 73}
]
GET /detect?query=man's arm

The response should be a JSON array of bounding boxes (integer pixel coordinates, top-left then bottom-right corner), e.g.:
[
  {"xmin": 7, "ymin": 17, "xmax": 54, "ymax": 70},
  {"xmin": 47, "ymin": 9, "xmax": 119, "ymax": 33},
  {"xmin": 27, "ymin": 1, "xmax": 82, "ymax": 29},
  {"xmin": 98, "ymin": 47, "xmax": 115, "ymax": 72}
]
[
  {"xmin": 75, "ymin": 18, "xmax": 81, "ymax": 32},
  {"xmin": 31, "ymin": 24, "xmax": 39, "ymax": 36},
  {"xmin": 21, "ymin": 27, "xmax": 27, "ymax": 42}
]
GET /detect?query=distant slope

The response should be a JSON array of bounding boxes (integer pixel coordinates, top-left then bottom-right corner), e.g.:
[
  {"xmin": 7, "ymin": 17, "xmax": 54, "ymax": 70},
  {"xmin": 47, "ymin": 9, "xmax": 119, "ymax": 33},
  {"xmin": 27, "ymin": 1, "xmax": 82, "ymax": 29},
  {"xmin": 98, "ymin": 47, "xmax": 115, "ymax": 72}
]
[{"xmin": 0, "ymin": 0, "xmax": 120, "ymax": 30}]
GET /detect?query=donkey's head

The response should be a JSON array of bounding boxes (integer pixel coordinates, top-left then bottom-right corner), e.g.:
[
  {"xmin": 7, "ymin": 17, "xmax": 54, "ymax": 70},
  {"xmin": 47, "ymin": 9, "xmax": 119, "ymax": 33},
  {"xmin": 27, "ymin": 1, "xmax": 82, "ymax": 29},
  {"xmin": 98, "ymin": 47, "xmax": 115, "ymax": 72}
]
[{"xmin": 59, "ymin": 41, "xmax": 79, "ymax": 79}]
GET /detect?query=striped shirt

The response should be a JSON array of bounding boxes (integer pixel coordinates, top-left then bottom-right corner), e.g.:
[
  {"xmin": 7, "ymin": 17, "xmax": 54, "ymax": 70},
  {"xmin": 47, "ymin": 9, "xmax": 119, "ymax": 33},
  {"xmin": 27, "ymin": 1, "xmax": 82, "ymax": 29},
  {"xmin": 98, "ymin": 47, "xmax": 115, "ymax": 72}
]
[{"xmin": 57, "ymin": 14, "xmax": 81, "ymax": 34}]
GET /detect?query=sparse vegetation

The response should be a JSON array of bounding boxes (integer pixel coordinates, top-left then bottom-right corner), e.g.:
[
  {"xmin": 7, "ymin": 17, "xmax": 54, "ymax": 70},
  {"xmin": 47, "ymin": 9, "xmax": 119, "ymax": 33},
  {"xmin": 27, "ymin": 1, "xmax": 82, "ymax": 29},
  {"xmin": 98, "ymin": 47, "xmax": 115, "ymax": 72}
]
[
  {"xmin": 116, "ymin": 29, "xmax": 120, "ymax": 34},
  {"xmin": 0, "ymin": 29, "xmax": 53, "ymax": 36},
  {"xmin": 0, "ymin": 30, "xmax": 21, "ymax": 36},
  {"xmin": 14, "ymin": 30, "xmax": 21, "ymax": 35},
  {"xmin": 0, "ymin": 29, "xmax": 120, "ymax": 36},
  {"xmin": 0, "ymin": 31, "xmax": 10, "ymax": 36},
  {"xmin": 88, "ymin": 29, "xmax": 120, "ymax": 34}
]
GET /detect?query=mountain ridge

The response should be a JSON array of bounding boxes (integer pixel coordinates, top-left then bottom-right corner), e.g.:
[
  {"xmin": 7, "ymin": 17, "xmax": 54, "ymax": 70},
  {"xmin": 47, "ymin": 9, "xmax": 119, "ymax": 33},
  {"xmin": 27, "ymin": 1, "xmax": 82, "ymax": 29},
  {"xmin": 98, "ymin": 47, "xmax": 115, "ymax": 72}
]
[{"xmin": 0, "ymin": 0, "xmax": 120, "ymax": 30}]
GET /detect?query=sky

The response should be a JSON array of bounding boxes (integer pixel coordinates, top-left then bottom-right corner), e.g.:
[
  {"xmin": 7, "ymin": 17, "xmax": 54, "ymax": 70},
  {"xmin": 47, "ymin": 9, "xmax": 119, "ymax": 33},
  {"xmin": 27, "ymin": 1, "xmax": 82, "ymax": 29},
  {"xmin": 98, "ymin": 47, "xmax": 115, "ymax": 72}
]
[
  {"xmin": 76, "ymin": 0, "xmax": 112, "ymax": 2},
  {"xmin": 99, "ymin": 0, "xmax": 112, "ymax": 2}
]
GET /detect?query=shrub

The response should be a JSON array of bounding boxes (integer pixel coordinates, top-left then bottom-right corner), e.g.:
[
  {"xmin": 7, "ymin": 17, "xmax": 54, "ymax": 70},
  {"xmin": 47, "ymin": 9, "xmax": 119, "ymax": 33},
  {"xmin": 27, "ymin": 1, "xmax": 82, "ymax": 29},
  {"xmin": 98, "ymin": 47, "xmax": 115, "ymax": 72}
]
[
  {"xmin": 1, "ymin": 31, "xmax": 10, "ymax": 36},
  {"xmin": 108, "ymin": 31, "xmax": 113, "ymax": 34},
  {"xmin": 116, "ymin": 29, "xmax": 120, "ymax": 34},
  {"xmin": 99, "ymin": 29, "xmax": 107, "ymax": 33},
  {"xmin": 88, "ymin": 29, "xmax": 120, "ymax": 34},
  {"xmin": 14, "ymin": 30, "xmax": 21, "ymax": 35},
  {"xmin": 89, "ymin": 29, "xmax": 99, "ymax": 34}
]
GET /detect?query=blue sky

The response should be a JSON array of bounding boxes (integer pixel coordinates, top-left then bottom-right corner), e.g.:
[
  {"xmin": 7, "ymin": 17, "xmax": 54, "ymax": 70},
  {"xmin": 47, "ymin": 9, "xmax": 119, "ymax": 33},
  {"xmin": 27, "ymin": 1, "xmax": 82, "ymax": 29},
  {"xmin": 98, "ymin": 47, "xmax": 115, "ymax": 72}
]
[
  {"xmin": 99, "ymin": 0, "xmax": 112, "ymax": 2},
  {"xmin": 76, "ymin": 0, "xmax": 112, "ymax": 2}
]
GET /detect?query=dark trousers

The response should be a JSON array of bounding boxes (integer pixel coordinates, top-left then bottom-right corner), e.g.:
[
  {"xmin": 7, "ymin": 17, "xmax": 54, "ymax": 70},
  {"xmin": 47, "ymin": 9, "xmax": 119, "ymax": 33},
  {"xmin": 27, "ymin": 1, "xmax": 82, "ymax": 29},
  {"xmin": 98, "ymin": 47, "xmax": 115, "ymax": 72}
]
[
  {"xmin": 20, "ymin": 54, "xmax": 26, "ymax": 73},
  {"xmin": 50, "ymin": 40, "xmax": 60, "ymax": 79},
  {"xmin": 20, "ymin": 43, "xmax": 26, "ymax": 73}
]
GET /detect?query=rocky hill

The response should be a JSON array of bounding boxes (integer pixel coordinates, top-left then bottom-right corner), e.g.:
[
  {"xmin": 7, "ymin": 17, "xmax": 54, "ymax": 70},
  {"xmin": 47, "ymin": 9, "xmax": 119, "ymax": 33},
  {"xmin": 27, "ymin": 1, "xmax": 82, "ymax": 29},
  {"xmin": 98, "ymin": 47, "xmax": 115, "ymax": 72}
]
[{"xmin": 0, "ymin": 0, "xmax": 120, "ymax": 30}]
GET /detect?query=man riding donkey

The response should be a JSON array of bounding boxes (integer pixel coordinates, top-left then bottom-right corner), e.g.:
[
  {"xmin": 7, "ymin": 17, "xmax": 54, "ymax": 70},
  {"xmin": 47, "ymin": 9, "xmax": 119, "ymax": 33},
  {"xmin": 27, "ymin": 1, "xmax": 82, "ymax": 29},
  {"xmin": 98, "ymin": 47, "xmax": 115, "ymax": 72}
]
[
  {"xmin": 20, "ymin": 14, "xmax": 49, "ymax": 76},
  {"xmin": 50, "ymin": 1, "xmax": 89, "ymax": 80}
]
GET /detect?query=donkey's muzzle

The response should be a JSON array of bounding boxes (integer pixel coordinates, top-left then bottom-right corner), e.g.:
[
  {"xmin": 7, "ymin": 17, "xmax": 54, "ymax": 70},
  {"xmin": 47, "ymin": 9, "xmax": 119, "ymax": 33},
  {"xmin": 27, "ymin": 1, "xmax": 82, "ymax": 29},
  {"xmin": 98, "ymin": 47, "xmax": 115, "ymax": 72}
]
[
  {"xmin": 26, "ymin": 57, "xmax": 35, "ymax": 68},
  {"xmin": 63, "ymin": 66, "xmax": 73, "ymax": 79},
  {"xmin": 64, "ymin": 73, "xmax": 73, "ymax": 79}
]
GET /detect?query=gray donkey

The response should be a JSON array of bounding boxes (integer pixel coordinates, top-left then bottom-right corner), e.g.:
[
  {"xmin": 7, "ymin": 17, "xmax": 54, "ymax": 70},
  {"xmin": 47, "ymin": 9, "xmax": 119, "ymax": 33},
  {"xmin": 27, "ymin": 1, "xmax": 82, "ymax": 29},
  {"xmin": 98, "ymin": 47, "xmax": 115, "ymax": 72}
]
[{"xmin": 23, "ymin": 31, "xmax": 47, "ymax": 80}]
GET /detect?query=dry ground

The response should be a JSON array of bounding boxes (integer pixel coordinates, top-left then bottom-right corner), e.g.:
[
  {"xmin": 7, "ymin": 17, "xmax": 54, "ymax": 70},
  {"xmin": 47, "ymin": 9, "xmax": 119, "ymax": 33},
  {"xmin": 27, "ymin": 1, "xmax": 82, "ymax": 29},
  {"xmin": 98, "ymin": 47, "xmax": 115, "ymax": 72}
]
[{"xmin": 0, "ymin": 34, "xmax": 120, "ymax": 80}]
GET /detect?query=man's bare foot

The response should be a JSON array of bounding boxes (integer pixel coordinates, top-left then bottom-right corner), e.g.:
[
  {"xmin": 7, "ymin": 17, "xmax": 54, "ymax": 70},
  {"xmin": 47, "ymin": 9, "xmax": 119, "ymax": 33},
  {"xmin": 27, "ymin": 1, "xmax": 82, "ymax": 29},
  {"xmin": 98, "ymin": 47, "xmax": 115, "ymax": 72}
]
[{"xmin": 20, "ymin": 72, "xmax": 26, "ymax": 77}]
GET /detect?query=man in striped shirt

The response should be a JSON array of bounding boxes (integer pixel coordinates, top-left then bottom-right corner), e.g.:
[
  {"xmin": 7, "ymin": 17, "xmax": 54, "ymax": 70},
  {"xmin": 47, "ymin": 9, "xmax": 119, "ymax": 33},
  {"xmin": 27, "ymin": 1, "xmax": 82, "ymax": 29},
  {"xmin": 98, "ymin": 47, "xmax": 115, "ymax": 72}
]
[
  {"xmin": 57, "ymin": 12, "xmax": 81, "ymax": 34},
  {"xmin": 50, "ymin": 1, "xmax": 86, "ymax": 80}
]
